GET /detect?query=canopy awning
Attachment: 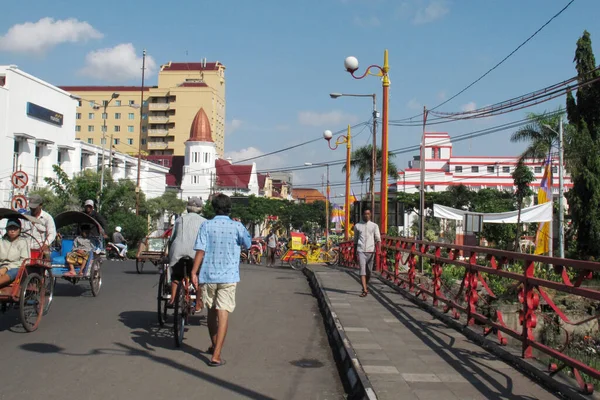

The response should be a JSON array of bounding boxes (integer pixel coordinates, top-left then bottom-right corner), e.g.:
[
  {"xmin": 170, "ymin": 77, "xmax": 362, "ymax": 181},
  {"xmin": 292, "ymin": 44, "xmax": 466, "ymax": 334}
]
[{"xmin": 433, "ymin": 202, "xmax": 552, "ymax": 223}]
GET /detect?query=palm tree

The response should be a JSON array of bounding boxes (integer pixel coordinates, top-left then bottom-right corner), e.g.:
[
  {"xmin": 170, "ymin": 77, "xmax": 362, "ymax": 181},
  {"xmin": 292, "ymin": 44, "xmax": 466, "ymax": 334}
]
[
  {"xmin": 342, "ymin": 145, "xmax": 399, "ymax": 200},
  {"xmin": 510, "ymin": 109, "xmax": 564, "ymax": 163}
]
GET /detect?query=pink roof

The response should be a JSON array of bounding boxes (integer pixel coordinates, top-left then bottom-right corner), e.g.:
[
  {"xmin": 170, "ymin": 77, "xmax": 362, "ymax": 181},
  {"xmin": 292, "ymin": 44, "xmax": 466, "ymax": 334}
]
[
  {"xmin": 188, "ymin": 107, "xmax": 213, "ymax": 142},
  {"xmin": 161, "ymin": 62, "xmax": 221, "ymax": 71},
  {"xmin": 215, "ymin": 159, "xmax": 252, "ymax": 189},
  {"xmin": 257, "ymin": 173, "xmax": 268, "ymax": 189}
]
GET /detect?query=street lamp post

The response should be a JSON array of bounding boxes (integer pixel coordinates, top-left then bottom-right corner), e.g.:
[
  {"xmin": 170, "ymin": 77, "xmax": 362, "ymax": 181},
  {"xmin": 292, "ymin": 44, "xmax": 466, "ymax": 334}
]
[
  {"xmin": 305, "ymin": 162, "xmax": 330, "ymax": 246},
  {"xmin": 330, "ymin": 92, "xmax": 378, "ymax": 220},
  {"xmin": 343, "ymin": 50, "xmax": 390, "ymax": 234},
  {"xmin": 543, "ymin": 118, "xmax": 565, "ymax": 258},
  {"xmin": 99, "ymin": 92, "xmax": 120, "ymax": 207},
  {"xmin": 324, "ymin": 126, "xmax": 352, "ymax": 240}
]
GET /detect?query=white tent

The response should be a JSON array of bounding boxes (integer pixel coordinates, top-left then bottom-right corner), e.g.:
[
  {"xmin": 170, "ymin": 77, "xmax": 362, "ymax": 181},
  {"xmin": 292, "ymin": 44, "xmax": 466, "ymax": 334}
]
[{"xmin": 433, "ymin": 202, "xmax": 552, "ymax": 223}]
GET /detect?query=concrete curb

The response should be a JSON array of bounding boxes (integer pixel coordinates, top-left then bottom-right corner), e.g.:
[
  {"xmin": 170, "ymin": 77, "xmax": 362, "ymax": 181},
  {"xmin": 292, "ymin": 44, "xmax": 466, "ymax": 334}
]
[
  {"xmin": 365, "ymin": 270, "xmax": 597, "ymax": 400},
  {"xmin": 304, "ymin": 267, "xmax": 377, "ymax": 400}
]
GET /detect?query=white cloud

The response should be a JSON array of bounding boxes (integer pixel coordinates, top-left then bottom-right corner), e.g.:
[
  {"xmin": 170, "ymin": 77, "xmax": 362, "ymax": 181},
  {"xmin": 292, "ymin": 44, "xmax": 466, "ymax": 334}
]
[
  {"xmin": 461, "ymin": 102, "xmax": 477, "ymax": 112},
  {"xmin": 353, "ymin": 16, "xmax": 381, "ymax": 28},
  {"xmin": 298, "ymin": 110, "xmax": 358, "ymax": 127},
  {"xmin": 224, "ymin": 147, "xmax": 283, "ymax": 170},
  {"xmin": 0, "ymin": 17, "xmax": 103, "ymax": 54},
  {"xmin": 79, "ymin": 43, "xmax": 157, "ymax": 82},
  {"xmin": 407, "ymin": 98, "xmax": 421, "ymax": 111},
  {"xmin": 414, "ymin": 0, "xmax": 450, "ymax": 24},
  {"xmin": 226, "ymin": 119, "xmax": 243, "ymax": 135}
]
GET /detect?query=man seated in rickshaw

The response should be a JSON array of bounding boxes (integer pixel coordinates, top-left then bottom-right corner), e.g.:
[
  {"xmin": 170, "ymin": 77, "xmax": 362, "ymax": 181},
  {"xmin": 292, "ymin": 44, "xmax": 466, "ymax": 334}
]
[
  {"xmin": 64, "ymin": 224, "xmax": 94, "ymax": 276},
  {"xmin": 0, "ymin": 219, "xmax": 30, "ymax": 288}
]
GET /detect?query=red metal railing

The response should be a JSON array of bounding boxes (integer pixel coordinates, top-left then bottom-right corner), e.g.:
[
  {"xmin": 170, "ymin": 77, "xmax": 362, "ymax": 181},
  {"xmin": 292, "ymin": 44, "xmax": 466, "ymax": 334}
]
[{"xmin": 338, "ymin": 236, "xmax": 600, "ymax": 394}]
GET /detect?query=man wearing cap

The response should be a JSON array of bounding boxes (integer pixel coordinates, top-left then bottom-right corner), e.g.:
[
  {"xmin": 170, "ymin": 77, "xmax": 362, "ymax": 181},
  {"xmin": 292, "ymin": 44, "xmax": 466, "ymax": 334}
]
[
  {"xmin": 23, "ymin": 194, "xmax": 56, "ymax": 258},
  {"xmin": 83, "ymin": 200, "xmax": 108, "ymax": 237},
  {"xmin": 168, "ymin": 197, "xmax": 206, "ymax": 309}
]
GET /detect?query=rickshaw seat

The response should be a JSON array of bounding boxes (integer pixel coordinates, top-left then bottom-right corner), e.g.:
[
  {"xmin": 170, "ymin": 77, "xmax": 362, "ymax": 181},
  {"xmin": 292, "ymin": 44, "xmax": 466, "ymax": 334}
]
[{"xmin": 51, "ymin": 239, "xmax": 75, "ymax": 265}]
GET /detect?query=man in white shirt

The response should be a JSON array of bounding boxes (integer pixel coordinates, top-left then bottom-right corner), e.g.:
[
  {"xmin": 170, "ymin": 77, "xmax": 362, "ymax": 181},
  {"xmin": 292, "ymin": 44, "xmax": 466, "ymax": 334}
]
[
  {"xmin": 23, "ymin": 194, "xmax": 56, "ymax": 259},
  {"xmin": 353, "ymin": 208, "xmax": 381, "ymax": 297}
]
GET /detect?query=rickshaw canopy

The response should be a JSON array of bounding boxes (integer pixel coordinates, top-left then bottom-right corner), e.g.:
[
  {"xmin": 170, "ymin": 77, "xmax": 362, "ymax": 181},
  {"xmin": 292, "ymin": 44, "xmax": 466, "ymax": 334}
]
[
  {"xmin": 0, "ymin": 208, "xmax": 41, "ymax": 225},
  {"xmin": 53, "ymin": 211, "xmax": 105, "ymax": 235}
]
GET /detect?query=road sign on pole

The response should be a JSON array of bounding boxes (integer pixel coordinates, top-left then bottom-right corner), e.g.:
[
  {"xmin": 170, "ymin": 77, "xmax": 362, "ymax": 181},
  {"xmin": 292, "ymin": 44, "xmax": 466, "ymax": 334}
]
[
  {"xmin": 11, "ymin": 170, "xmax": 28, "ymax": 189},
  {"xmin": 11, "ymin": 195, "xmax": 28, "ymax": 212}
]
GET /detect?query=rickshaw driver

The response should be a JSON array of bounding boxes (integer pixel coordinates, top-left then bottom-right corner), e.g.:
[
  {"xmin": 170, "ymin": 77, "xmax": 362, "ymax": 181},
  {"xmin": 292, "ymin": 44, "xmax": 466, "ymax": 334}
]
[
  {"xmin": 23, "ymin": 194, "xmax": 56, "ymax": 259},
  {"xmin": 0, "ymin": 219, "xmax": 30, "ymax": 288},
  {"xmin": 83, "ymin": 200, "xmax": 108, "ymax": 238}
]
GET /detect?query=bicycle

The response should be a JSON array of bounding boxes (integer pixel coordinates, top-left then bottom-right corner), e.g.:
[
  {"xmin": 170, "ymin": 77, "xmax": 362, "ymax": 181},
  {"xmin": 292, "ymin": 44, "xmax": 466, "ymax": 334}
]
[{"xmin": 172, "ymin": 257, "xmax": 199, "ymax": 347}]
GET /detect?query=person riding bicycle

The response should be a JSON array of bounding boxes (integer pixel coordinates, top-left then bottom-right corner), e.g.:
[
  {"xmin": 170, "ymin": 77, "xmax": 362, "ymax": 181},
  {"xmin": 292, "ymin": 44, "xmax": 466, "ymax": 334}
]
[
  {"xmin": 112, "ymin": 226, "xmax": 128, "ymax": 258},
  {"xmin": 167, "ymin": 197, "xmax": 206, "ymax": 310}
]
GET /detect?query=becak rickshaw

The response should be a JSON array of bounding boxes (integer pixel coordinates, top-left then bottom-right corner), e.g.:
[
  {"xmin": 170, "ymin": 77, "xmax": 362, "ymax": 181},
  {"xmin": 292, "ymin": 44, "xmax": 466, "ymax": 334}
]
[
  {"xmin": 49, "ymin": 211, "xmax": 103, "ymax": 297},
  {"xmin": 0, "ymin": 208, "xmax": 52, "ymax": 332}
]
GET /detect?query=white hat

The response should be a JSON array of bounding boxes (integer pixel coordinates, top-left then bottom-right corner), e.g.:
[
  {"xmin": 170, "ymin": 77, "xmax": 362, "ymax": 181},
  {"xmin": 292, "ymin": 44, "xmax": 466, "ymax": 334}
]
[
  {"xmin": 84, "ymin": 199, "xmax": 94, "ymax": 207},
  {"xmin": 115, "ymin": 226, "xmax": 122, "ymax": 232}
]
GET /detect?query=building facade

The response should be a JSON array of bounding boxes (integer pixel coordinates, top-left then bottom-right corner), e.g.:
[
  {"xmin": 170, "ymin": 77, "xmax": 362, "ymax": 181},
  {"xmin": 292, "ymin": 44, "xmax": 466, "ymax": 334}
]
[
  {"xmin": 61, "ymin": 59, "xmax": 226, "ymax": 158},
  {"xmin": 0, "ymin": 65, "xmax": 168, "ymax": 208}
]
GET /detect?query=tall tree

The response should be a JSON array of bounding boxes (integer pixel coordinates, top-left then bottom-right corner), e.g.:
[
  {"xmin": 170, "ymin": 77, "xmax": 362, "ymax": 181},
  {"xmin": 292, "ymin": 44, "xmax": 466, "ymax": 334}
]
[
  {"xmin": 512, "ymin": 162, "xmax": 535, "ymax": 251},
  {"xmin": 510, "ymin": 109, "xmax": 564, "ymax": 163},
  {"xmin": 342, "ymin": 145, "xmax": 399, "ymax": 200},
  {"xmin": 565, "ymin": 30, "xmax": 600, "ymax": 259}
]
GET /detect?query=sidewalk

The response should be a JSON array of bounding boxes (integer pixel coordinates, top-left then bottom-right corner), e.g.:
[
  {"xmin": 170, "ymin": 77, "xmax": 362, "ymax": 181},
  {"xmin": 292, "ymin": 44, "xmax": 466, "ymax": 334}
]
[{"xmin": 308, "ymin": 265, "xmax": 563, "ymax": 400}]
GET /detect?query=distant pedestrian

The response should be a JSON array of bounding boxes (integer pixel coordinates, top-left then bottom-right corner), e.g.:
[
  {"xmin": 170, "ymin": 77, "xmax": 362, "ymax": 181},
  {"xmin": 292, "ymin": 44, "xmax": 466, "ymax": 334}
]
[
  {"xmin": 266, "ymin": 230, "xmax": 278, "ymax": 267},
  {"xmin": 191, "ymin": 194, "xmax": 251, "ymax": 367},
  {"xmin": 353, "ymin": 208, "xmax": 381, "ymax": 297}
]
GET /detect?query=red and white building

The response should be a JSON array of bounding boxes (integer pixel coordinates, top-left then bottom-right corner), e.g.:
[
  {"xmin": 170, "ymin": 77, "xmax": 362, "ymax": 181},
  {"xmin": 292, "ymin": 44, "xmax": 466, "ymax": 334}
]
[{"xmin": 399, "ymin": 132, "xmax": 572, "ymax": 195}]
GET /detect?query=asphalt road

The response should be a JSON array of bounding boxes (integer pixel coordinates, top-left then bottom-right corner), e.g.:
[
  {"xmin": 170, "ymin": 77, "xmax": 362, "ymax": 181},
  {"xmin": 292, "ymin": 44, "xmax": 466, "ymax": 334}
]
[{"xmin": 0, "ymin": 260, "xmax": 345, "ymax": 400}]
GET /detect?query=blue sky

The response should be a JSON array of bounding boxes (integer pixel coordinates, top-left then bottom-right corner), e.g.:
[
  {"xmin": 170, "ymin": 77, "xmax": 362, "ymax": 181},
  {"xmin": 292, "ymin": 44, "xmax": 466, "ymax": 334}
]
[{"xmin": 1, "ymin": 0, "xmax": 599, "ymax": 199}]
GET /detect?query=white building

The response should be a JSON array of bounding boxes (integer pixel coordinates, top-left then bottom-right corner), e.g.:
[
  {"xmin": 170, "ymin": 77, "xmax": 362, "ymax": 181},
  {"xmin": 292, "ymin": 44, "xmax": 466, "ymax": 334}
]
[
  {"xmin": 0, "ymin": 65, "xmax": 168, "ymax": 208},
  {"xmin": 399, "ymin": 132, "xmax": 572, "ymax": 195}
]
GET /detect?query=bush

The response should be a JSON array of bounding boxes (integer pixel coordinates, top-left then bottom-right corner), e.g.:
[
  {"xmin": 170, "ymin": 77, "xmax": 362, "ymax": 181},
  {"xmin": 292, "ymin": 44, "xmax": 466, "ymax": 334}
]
[{"xmin": 107, "ymin": 211, "xmax": 148, "ymax": 250}]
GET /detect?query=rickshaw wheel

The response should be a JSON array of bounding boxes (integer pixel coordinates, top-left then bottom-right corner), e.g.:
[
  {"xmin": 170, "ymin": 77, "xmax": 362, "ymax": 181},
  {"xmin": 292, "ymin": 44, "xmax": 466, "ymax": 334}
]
[
  {"xmin": 325, "ymin": 249, "xmax": 339, "ymax": 266},
  {"xmin": 90, "ymin": 260, "xmax": 102, "ymax": 297},
  {"xmin": 157, "ymin": 271, "xmax": 168, "ymax": 326},
  {"xmin": 173, "ymin": 281, "xmax": 186, "ymax": 347},
  {"xmin": 288, "ymin": 252, "xmax": 308, "ymax": 271},
  {"xmin": 19, "ymin": 272, "xmax": 44, "ymax": 332},
  {"xmin": 43, "ymin": 269, "xmax": 55, "ymax": 315},
  {"xmin": 136, "ymin": 260, "xmax": 144, "ymax": 274}
]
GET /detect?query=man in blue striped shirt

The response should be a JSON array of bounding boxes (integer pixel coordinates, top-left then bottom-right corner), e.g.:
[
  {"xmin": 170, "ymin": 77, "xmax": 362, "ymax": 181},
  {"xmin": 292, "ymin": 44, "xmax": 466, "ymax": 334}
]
[{"xmin": 191, "ymin": 194, "xmax": 251, "ymax": 367}]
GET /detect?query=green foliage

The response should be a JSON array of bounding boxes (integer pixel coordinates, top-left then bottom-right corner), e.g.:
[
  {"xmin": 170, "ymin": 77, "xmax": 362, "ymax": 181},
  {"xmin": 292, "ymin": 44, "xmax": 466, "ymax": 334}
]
[
  {"xmin": 342, "ymin": 145, "xmax": 399, "ymax": 181},
  {"xmin": 565, "ymin": 30, "xmax": 600, "ymax": 260},
  {"xmin": 147, "ymin": 191, "xmax": 186, "ymax": 222},
  {"xmin": 107, "ymin": 211, "xmax": 148, "ymax": 248},
  {"xmin": 510, "ymin": 109, "xmax": 565, "ymax": 163}
]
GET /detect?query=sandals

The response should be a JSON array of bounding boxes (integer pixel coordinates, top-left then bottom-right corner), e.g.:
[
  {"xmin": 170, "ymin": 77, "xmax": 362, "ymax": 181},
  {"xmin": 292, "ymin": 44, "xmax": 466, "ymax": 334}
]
[
  {"xmin": 208, "ymin": 359, "xmax": 226, "ymax": 367},
  {"xmin": 359, "ymin": 290, "xmax": 369, "ymax": 297}
]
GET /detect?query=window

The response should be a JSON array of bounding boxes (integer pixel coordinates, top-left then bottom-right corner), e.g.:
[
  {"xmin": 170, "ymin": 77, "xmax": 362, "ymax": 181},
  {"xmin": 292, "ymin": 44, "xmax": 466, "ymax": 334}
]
[
  {"xmin": 128, "ymin": 126, "xmax": 134, "ymax": 133},
  {"xmin": 115, "ymin": 113, "xmax": 121, "ymax": 120},
  {"xmin": 552, "ymin": 166, "xmax": 558, "ymax": 173},
  {"xmin": 142, "ymin": 113, "xmax": 147, "ymax": 120},
  {"xmin": 101, "ymin": 138, "xmax": 106, "ymax": 145},
  {"xmin": 101, "ymin": 113, "xmax": 107, "ymax": 119},
  {"xmin": 142, "ymin": 127, "xmax": 147, "ymax": 133},
  {"xmin": 129, "ymin": 100, "xmax": 135, "ymax": 106},
  {"xmin": 76, "ymin": 113, "xmax": 81, "ymax": 119},
  {"xmin": 502, "ymin": 166, "xmax": 510, "ymax": 173},
  {"xmin": 87, "ymin": 138, "xmax": 94, "ymax": 144},
  {"xmin": 115, "ymin": 100, "xmax": 121, "ymax": 106},
  {"xmin": 75, "ymin": 125, "xmax": 81, "ymax": 132},
  {"xmin": 127, "ymin": 138, "xmax": 134, "ymax": 145},
  {"xmin": 487, "ymin": 166, "xmax": 495, "ymax": 173},
  {"xmin": 88, "ymin": 113, "xmax": 95, "ymax": 119},
  {"xmin": 534, "ymin": 166, "xmax": 542, "ymax": 173},
  {"xmin": 89, "ymin": 101, "xmax": 95, "ymax": 107},
  {"xmin": 204, "ymin": 152, "xmax": 208, "ymax": 163},
  {"xmin": 128, "ymin": 113, "xmax": 135, "ymax": 120},
  {"xmin": 88, "ymin": 125, "xmax": 94, "ymax": 132},
  {"xmin": 113, "ymin": 138, "xmax": 120, "ymax": 145},
  {"xmin": 101, "ymin": 125, "xmax": 107, "ymax": 132},
  {"xmin": 102, "ymin": 100, "xmax": 108, "ymax": 106},
  {"xmin": 142, "ymin": 139, "xmax": 147, "ymax": 145},
  {"xmin": 431, "ymin": 148, "xmax": 435, "ymax": 159},
  {"xmin": 77, "ymin": 101, "xmax": 82, "ymax": 107},
  {"xmin": 114, "ymin": 126, "xmax": 121, "ymax": 132},
  {"xmin": 471, "ymin": 166, "xmax": 479, "ymax": 173},
  {"xmin": 455, "ymin": 166, "xmax": 462, "ymax": 173}
]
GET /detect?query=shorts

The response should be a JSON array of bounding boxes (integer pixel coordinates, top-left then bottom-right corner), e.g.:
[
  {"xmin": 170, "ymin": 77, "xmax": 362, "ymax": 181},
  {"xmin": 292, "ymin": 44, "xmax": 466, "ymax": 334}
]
[
  {"xmin": 1, "ymin": 267, "xmax": 18, "ymax": 281},
  {"xmin": 202, "ymin": 283, "xmax": 237, "ymax": 313},
  {"xmin": 171, "ymin": 257, "xmax": 193, "ymax": 281},
  {"xmin": 66, "ymin": 252, "xmax": 89, "ymax": 266},
  {"xmin": 358, "ymin": 252, "xmax": 375, "ymax": 276}
]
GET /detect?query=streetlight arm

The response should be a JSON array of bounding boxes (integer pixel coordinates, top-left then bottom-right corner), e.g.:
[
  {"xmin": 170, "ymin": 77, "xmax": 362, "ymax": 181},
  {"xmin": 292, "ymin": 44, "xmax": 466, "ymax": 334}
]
[
  {"xmin": 349, "ymin": 65, "xmax": 385, "ymax": 80},
  {"xmin": 326, "ymin": 135, "xmax": 350, "ymax": 150}
]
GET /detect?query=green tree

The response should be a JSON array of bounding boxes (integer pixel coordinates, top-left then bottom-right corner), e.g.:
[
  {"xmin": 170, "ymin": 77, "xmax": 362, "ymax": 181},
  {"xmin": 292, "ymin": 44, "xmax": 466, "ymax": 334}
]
[
  {"xmin": 342, "ymin": 145, "xmax": 399, "ymax": 200},
  {"xmin": 512, "ymin": 161, "xmax": 535, "ymax": 250},
  {"xmin": 147, "ymin": 191, "xmax": 187, "ymax": 225},
  {"xmin": 510, "ymin": 109, "xmax": 564, "ymax": 163},
  {"xmin": 473, "ymin": 188, "xmax": 516, "ymax": 250},
  {"xmin": 565, "ymin": 30, "xmax": 600, "ymax": 259}
]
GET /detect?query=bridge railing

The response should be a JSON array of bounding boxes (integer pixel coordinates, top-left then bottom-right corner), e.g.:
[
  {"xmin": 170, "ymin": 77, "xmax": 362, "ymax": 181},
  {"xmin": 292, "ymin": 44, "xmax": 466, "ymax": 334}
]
[{"xmin": 338, "ymin": 236, "xmax": 600, "ymax": 394}]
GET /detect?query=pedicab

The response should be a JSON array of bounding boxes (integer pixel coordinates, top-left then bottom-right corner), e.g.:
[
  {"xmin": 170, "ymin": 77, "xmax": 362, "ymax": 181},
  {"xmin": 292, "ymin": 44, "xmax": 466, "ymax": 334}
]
[
  {"xmin": 0, "ymin": 208, "xmax": 53, "ymax": 332},
  {"xmin": 135, "ymin": 236, "xmax": 169, "ymax": 274},
  {"xmin": 48, "ymin": 211, "xmax": 103, "ymax": 297}
]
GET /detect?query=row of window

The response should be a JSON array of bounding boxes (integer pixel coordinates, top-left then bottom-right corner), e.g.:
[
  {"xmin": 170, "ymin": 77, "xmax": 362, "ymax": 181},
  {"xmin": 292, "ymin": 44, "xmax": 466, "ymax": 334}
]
[
  {"xmin": 78, "ymin": 100, "xmax": 136, "ymax": 107},
  {"xmin": 454, "ymin": 165, "xmax": 559, "ymax": 174},
  {"xmin": 77, "ymin": 112, "xmax": 137, "ymax": 120},
  {"xmin": 84, "ymin": 138, "xmax": 136, "ymax": 145},
  {"xmin": 76, "ymin": 125, "xmax": 136, "ymax": 133}
]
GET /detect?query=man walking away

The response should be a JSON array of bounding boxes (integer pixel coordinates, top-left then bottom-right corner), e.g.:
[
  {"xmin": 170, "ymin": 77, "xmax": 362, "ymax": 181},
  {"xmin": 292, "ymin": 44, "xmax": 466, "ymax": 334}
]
[
  {"xmin": 24, "ymin": 194, "xmax": 56, "ymax": 259},
  {"xmin": 266, "ymin": 230, "xmax": 278, "ymax": 267},
  {"xmin": 353, "ymin": 208, "xmax": 381, "ymax": 297},
  {"xmin": 191, "ymin": 194, "xmax": 251, "ymax": 367}
]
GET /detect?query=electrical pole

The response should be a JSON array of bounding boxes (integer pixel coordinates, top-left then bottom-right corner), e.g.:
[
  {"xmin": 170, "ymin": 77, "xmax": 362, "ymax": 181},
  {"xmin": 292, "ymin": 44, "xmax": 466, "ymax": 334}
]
[
  {"xmin": 99, "ymin": 103, "xmax": 108, "ymax": 207},
  {"xmin": 136, "ymin": 49, "xmax": 147, "ymax": 215},
  {"xmin": 558, "ymin": 116, "xmax": 565, "ymax": 258},
  {"xmin": 419, "ymin": 107, "xmax": 428, "ymax": 272},
  {"xmin": 371, "ymin": 94, "xmax": 377, "ymax": 222}
]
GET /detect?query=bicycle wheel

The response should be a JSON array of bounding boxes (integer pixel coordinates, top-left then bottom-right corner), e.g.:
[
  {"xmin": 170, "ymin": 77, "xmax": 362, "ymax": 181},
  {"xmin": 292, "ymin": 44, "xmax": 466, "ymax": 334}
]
[
  {"xmin": 43, "ymin": 269, "xmax": 55, "ymax": 315},
  {"xmin": 89, "ymin": 260, "xmax": 102, "ymax": 297},
  {"xmin": 288, "ymin": 251, "xmax": 307, "ymax": 271},
  {"xmin": 19, "ymin": 272, "xmax": 44, "ymax": 332},
  {"xmin": 136, "ymin": 260, "xmax": 144, "ymax": 274},
  {"xmin": 173, "ymin": 281, "xmax": 186, "ymax": 347},
  {"xmin": 325, "ymin": 249, "xmax": 339, "ymax": 266}
]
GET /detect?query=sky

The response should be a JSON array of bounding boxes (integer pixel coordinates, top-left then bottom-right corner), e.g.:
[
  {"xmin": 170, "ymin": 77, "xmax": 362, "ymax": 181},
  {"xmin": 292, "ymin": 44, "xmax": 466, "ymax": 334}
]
[{"xmin": 1, "ymin": 0, "xmax": 599, "ymax": 202}]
